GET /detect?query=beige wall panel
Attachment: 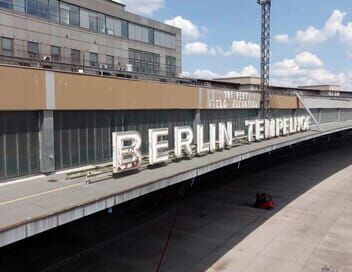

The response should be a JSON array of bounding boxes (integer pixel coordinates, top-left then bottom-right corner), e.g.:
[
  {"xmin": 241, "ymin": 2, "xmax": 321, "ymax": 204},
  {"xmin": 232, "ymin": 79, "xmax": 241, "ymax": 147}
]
[
  {"xmin": 0, "ymin": 66, "xmax": 46, "ymax": 110},
  {"xmin": 55, "ymin": 73, "xmax": 198, "ymax": 110},
  {"xmin": 270, "ymin": 95, "xmax": 299, "ymax": 109}
]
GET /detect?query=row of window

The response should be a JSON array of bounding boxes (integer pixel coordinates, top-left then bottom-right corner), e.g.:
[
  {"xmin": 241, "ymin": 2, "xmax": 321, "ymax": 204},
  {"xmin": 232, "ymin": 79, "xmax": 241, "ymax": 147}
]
[
  {"xmin": 0, "ymin": 37, "xmax": 177, "ymax": 75},
  {"xmin": 0, "ymin": 0, "xmax": 177, "ymax": 49}
]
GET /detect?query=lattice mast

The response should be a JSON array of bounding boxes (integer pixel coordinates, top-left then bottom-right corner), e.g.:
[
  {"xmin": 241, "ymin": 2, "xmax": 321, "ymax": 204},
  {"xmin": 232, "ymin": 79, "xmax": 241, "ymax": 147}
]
[{"xmin": 257, "ymin": 0, "xmax": 271, "ymax": 119}]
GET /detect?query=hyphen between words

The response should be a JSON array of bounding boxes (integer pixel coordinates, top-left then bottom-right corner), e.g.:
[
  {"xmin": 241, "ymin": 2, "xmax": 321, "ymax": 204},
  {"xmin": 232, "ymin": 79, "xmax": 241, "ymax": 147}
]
[{"xmin": 112, "ymin": 116, "xmax": 311, "ymax": 174}]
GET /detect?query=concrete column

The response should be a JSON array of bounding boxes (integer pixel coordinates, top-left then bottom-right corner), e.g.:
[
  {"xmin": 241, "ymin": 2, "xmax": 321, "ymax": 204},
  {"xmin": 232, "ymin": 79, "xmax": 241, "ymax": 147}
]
[
  {"xmin": 337, "ymin": 108, "xmax": 341, "ymax": 122},
  {"xmin": 39, "ymin": 110, "xmax": 55, "ymax": 174}
]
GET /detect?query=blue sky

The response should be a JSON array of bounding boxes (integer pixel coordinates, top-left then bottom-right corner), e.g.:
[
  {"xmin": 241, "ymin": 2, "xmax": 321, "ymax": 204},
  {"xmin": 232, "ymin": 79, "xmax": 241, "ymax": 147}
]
[{"xmin": 118, "ymin": 0, "xmax": 352, "ymax": 90}]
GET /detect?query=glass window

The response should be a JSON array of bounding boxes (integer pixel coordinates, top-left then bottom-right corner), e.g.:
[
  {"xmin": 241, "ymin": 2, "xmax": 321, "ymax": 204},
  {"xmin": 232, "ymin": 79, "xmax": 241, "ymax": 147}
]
[
  {"xmin": 166, "ymin": 55, "xmax": 176, "ymax": 77},
  {"xmin": 51, "ymin": 45, "xmax": 60, "ymax": 61},
  {"xmin": 106, "ymin": 17, "xmax": 121, "ymax": 36},
  {"xmin": 49, "ymin": 0, "xmax": 59, "ymax": 23},
  {"xmin": 60, "ymin": 2, "xmax": 79, "ymax": 27},
  {"xmin": 89, "ymin": 52, "xmax": 98, "ymax": 67},
  {"xmin": 155, "ymin": 30, "xmax": 176, "ymax": 49},
  {"xmin": 98, "ymin": 13, "xmax": 105, "ymax": 33},
  {"xmin": 128, "ymin": 48, "xmax": 160, "ymax": 75},
  {"xmin": 0, "ymin": 0, "xmax": 12, "ymax": 10},
  {"xmin": 129, "ymin": 23, "xmax": 150, "ymax": 43},
  {"xmin": 106, "ymin": 55, "xmax": 114, "ymax": 69},
  {"xmin": 80, "ymin": 8, "xmax": 98, "ymax": 32},
  {"xmin": 38, "ymin": 0, "xmax": 49, "ymax": 19},
  {"xmin": 1, "ymin": 37, "xmax": 13, "ymax": 56},
  {"xmin": 28, "ymin": 41, "xmax": 39, "ymax": 58},
  {"xmin": 71, "ymin": 49, "xmax": 80, "ymax": 64},
  {"xmin": 26, "ymin": 0, "xmax": 38, "ymax": 16},
  {"xmin": 121, "ymin": 20, "xmax": 128, "ymax": 38},
  {"xmin": 13, "ymin": 0, "xmax": 25, "ymax": 12}
]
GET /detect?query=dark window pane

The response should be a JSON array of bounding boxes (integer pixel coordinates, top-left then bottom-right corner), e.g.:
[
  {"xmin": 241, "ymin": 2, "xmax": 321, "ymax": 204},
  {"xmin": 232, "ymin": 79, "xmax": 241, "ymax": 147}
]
[
  {"xmin": 49, "ymin": 0, "xmax": 59, "ymax": 22},
  {"xmin": 28, "ymin": 41, "xmax": 39, "ymax": 58},
  {"xmin": 71, "ymin": 49, "xmax": 80, "ymax": 64},
  {"xmin": 121, "ymin": 20, "xmax": 128, "ymax": 38},
  {"xmin": 89, "ymin": 52, "xmax": 98, "ymax": 67},
  {"xmin": 5, "ymin": 112, "xmax": 18, "ymax": 178},
  {"xmin": 60, "ymin": 2, "xmax": 79, "ymax": 26},
  {"xmin": 51, "ymin": 45, "xmax": 60, "ymax": 61},
  {"xmin": 1, "ymin": 37, "xmax": 13, "ymax": 56},
  {"xmin": 38, "ymin": 0, "xmax": 49, "ymax": 19},
  {"xmin": 107, "ymin": 55, "xmax": 114, "ymax": 69},
  {"xmin": 0, "ymin": 0, "xmax": 13, "ymax": 10},
  {"xmin": 27, "ymin": 0, "xmax": 38, "ymax": 16},
  {"xmin": 98, "ymin": 13, "xmax": 105, "ymax": 33}
]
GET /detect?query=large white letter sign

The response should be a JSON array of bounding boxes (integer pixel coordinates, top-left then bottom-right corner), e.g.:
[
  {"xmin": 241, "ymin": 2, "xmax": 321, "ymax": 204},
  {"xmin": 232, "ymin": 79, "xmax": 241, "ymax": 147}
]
[
  {"xmin": 219, "ymin": 122, "xmax": 233, "ymax": 149},
  {"xmin": 112, "ymin": 131, "xmax": 142, "ymax": 174},
  {"xmin": 174, "ymin": 126, "xmax": 194, "ymax": 158},
  {"xmin": 209, "ymin": 123, "xmax": 217, "ymax": 153},
  {"xmin": 245, "ymin": 120, "xmax": 256, "ymax": 142},
  {"xmin": 148, "ymin": 128, "xmax": 169, "ymax": 165},
  {"xmin": 196, "ymin": 125, "xmax": 210, "ymax": 155}
]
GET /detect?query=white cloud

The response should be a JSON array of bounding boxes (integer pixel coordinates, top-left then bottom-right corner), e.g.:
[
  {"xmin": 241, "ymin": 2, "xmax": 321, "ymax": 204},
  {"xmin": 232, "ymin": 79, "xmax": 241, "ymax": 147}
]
[
  {"xmin": 275, "ymin": 34, "xmax": 290, "ymax": 43},
  {"xmin": 271, "ymin": 52, "xmax": 352, "ymax": 90},
  {"xmin": 191, "ymin": 65, "xmax": 258, "ymax": 80},
  {"xmin": 185, "ymin": 42, "xmax": 208, "ymax": 55},
  {"xmin": 296, "ymin": 26, "xmax": 326, "ymax": 44},
  {"xmin": 325, "ymin": 10, "xmax": 346, "ymax": 36},
  {"xmin": 165, "ymin": 16, "xmax": 200, "ymax": 41},
  {"xmin": 117, "ymin": 0, "xmax": 164, "ymax": 16},
  {"xmin": 224, "ymin": 65, "xmax": 259, "ymax": 78},
  {"xmin": 225, "ymin": 40, "xmax": 260, "ymax": 58},
  {"xmin": 294, "ymin": 52, "xmax": 324, "ymax": 68},
  {"xmin": 184, "ymin": 42, "xmax": 221, "ymax": 56},
  {"xmin": 295, "ymin": 9, "xmax": 352, "ymax": 47},
  {"xmin": 193, "ymin": 69, "xmax": 219, "ymax": 79}
]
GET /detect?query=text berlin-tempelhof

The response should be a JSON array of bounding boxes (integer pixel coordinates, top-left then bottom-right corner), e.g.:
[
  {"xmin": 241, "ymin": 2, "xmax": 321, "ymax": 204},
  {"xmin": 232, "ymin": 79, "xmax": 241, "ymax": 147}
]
[{"xmin": 112, "ymin": 116, "xmax": 311, "ymax": 174}]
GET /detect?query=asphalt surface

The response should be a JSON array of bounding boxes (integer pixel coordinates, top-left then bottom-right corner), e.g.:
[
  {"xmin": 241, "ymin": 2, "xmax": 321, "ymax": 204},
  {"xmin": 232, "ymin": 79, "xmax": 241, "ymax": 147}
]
[{"xmin": 1, "ymin": 134, "xmax": 352, "ymax": 272}]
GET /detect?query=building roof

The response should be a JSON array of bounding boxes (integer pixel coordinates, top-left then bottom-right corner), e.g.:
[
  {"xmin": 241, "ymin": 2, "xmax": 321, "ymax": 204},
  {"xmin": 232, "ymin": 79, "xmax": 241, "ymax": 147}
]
[
  {"xmin": 213, "ymin": 76, "xmax": 261, "ymax": 85},
  {"xmin": 298, "ymin": 85, "xmax": 340, "ymax": 92},
  {"xmin": 106, "ymin": 0, "xmax": 126, "ymax": 8}
]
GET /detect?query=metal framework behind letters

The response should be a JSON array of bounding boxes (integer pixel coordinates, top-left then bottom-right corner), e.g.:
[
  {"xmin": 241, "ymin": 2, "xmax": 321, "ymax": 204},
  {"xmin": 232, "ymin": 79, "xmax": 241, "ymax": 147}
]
[{"xmin": 258, "ymin": 0, "xmax": 271, "ymax": 119}]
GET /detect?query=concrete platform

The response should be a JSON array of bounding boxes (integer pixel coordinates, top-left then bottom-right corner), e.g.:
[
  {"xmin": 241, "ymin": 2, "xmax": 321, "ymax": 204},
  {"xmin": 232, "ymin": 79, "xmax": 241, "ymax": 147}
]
[
  {"xmin": 0, "ymin": 120, "xmax": 352, "ymax": 248},
  {"xmin": 49, "ymin": 133, "xmax": 352, "ymax": 272}
]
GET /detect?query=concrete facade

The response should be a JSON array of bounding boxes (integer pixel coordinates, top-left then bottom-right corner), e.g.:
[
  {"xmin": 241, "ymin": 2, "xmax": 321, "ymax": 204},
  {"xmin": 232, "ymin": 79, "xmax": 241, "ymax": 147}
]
[{"xmin": 0, "ymin": 0, "xmax": 181, "ymax": 76}]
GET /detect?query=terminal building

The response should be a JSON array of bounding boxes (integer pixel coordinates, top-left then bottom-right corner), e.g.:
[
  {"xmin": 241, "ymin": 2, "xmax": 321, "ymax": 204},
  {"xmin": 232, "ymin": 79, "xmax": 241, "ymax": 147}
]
[{"xmin": 0, "ymin": 0, "xmax": 351, "ymax": 183}]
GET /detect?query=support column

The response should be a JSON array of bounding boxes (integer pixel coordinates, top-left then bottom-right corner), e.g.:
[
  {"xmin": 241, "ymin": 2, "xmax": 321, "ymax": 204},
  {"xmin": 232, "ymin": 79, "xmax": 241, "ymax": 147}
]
[{"xmin": 39, "ymin": 110, "xmax": 55, "ymax": 174}]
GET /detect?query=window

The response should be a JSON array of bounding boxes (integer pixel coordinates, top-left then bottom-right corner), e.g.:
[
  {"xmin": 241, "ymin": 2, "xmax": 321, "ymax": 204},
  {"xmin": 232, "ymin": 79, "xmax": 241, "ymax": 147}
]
[
  {"xmin": 60, "ymin": 2, "xmax": 79, "ymax": 27},
  {"xmin": 89, "ymin": 52, "xmax": 98, "ymax": 67},
  {"xmin": 1, "ymin": 37, "xmax": 13, "ymax": 56},
  {"xmin": 106, "ymin": 55, "xmax": 114, "ymax": 69},
  {"xmin": 13, "ymin": 0, "xmax": 25, "ymax": 12},
  {"xmin": 155, "ymin": 30, "xmax": 176, "ymax": 49},
  {"xmin": 0, "ymin": 0, "xmax": 12, "ymax": 9},
  {"xmin": 128, "ymin": 48, "xmax": 160, "ymax": 75},
  {"xmin": 80, "ymin": 8, "xmax": 98, "ymax": 32},
  {"xmin": 166, "ymin": 56, "xmax": 176, "ymax": 77},
  {"xmin": 38, "ymin": 0, "xmax": 49, "ymax": 19},
  {"xmin": 121, "ymin": 20, "xmax": 128, "ymax": 38},
  {"xmin": 98, "ymin": 13, "xmax": 105, "ymax": 33},
  {"xmin": 51, "ymin": 46, "xmax": 60, "ymax": 61},
  {"xmin": 28, "ymin": 41, "xmax": 39, "ymax": 59},
  {"xmin": 106, "ymin": 17, "xmax": 121, "ymax": 36},
  {"xmin": 49, "ymin": 0, "xmax": 59, "ymax": 23},
  {"xmin": 71, "ymin": 49, "xmax": 80, "ymax": 64},
  {"xmin": 26, "ymin": 0, "xmax": 38, "ymax": 16},
  {"xmin": 129, "ymin": 23, "xmax": 150, "ymax": 43}
]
